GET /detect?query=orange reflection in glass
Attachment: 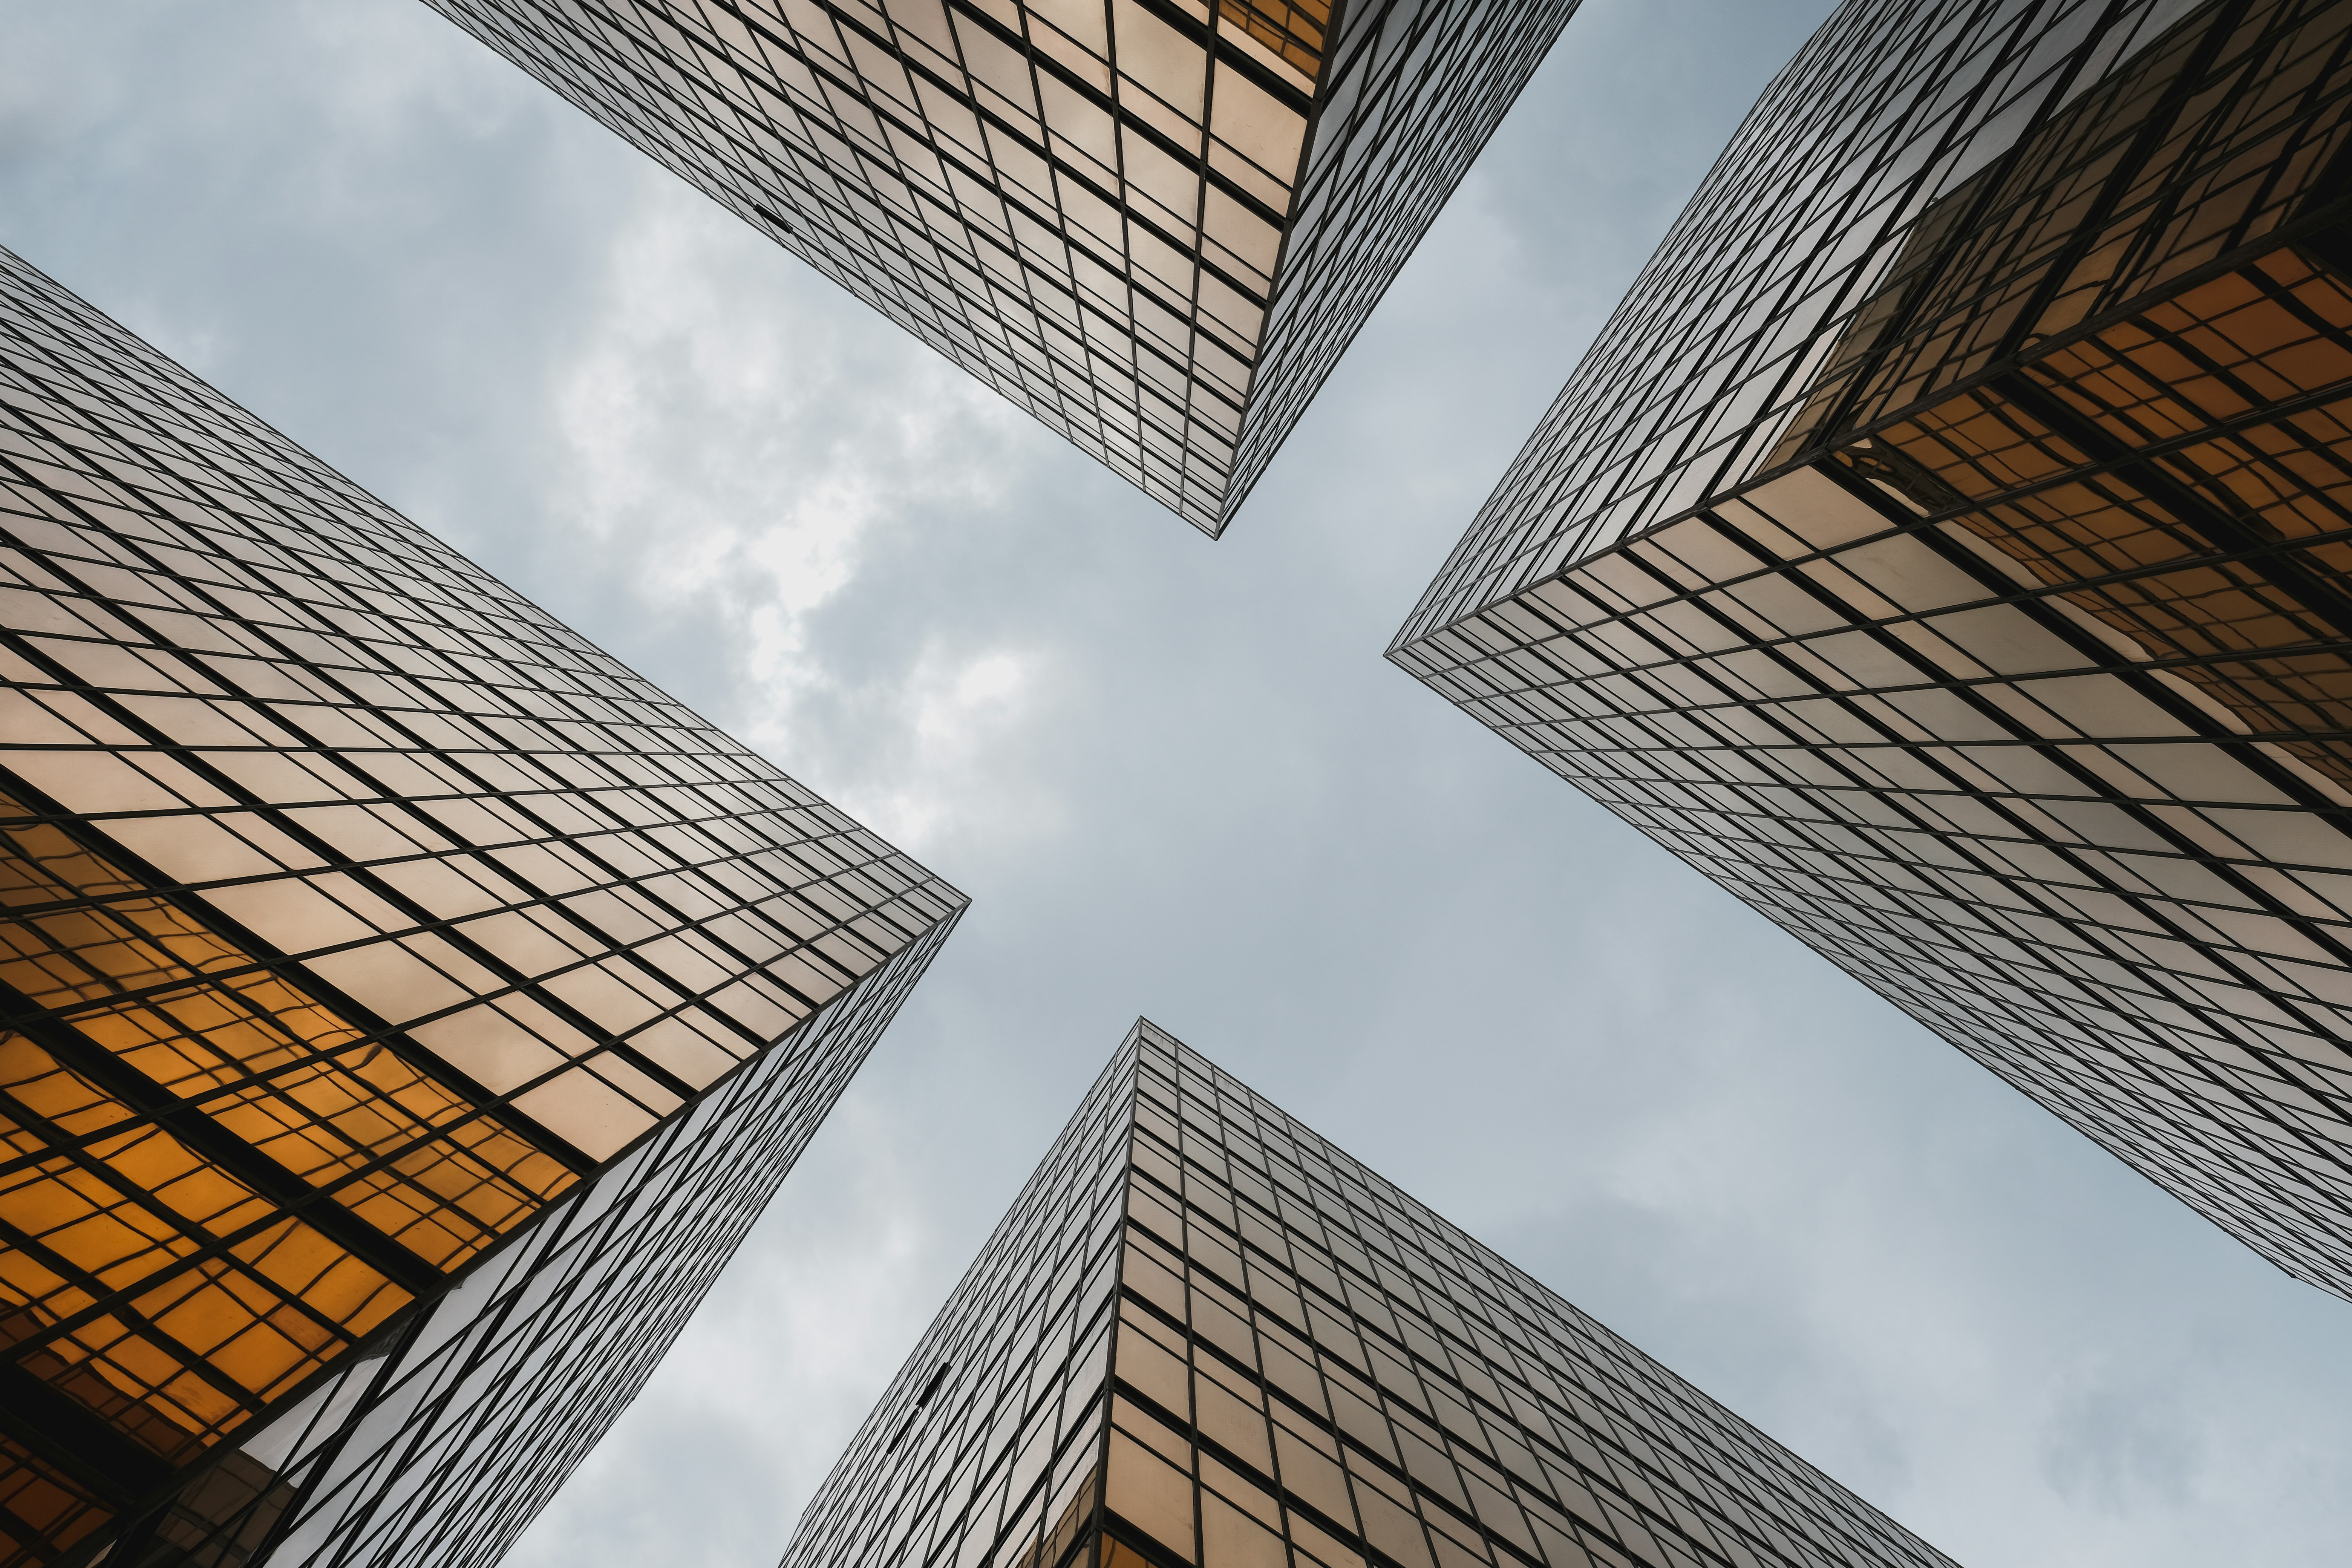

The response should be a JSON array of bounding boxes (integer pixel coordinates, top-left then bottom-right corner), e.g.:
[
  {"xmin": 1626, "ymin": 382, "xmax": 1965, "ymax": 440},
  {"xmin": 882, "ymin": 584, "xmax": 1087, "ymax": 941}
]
[
  {"xmin": 1860, "ymin": 244, "xmax": 2352, "ymax": 788},
  {"xmin": 0, "ymin": 1433, "xmax": 112, "ymax": 1565},
  {"xmin": 1217, "ymin": 0, "xmax": 1330, "ymax": 81},
  {"xmin": 0, "ymin": 792, "xmax": 573, "ymax": 1524}
]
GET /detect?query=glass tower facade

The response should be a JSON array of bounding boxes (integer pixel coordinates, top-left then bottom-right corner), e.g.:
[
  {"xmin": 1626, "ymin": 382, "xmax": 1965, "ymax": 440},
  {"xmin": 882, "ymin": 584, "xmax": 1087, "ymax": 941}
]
[
  {"xmin": 1393, "ymin": 0, "xmax": 2352, "ymax": 1298},
  {"xmin": 784, "ymin": 1021, "xmax": 1953, "ymax": 1568},
  {"xmin": 415, "ymin": 0, "xmax": 1579, "ymax": 534},
  {"xmin": 0, "ymin": 245, "xmax": 964, "ymax": 1568}
]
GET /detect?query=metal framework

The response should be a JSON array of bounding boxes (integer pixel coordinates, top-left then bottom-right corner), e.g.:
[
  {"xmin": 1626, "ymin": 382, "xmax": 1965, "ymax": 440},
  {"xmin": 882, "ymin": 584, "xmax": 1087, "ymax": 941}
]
[
  {"xmin": 1395, "ymin": 0, "xmax": 2352, "ymax": 1299},
  {"xmin": 784, "ymin": 1021, "xmax": 1955, "ymax": 1568},
  {"xmin": 416, "ymin": 0, "xmax": 1578, "ymax": 534},
  {"xmin": 0, "ymin": 246, "xmax": 964, "ymax": 1568}
]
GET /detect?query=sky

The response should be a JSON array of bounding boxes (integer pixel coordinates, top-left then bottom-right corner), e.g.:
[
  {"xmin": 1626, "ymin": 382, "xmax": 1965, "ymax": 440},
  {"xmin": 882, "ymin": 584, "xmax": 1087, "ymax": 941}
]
[{"xmin": 5, "ymin": 2, "xmax": 2352, "ymax": 1565}]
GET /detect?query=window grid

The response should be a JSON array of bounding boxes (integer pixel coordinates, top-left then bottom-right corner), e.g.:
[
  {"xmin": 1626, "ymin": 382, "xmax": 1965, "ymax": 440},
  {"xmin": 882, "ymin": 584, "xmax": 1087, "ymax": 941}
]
[
  {"xmin": 417, "ymin": 0, "xmax": 1574, "ymax": 534},
  {"xmin": 0, "ymin": 242, "xmax": 964, "ymax": 1567},
  {"xmin": 1400, "ymin": 0, "xmax": 2230, "ymax": 643},
  {"xmin": 130, "ymin": 920, "xmax": 954, "ymax": 1568},
  {"xmin": 786, "ymin": 1022, "xmax": 1954, "ymax": 1568},
  {"xmin": 1396, "ymin": 0, "xmax": 2352, "ymax": 1300}
]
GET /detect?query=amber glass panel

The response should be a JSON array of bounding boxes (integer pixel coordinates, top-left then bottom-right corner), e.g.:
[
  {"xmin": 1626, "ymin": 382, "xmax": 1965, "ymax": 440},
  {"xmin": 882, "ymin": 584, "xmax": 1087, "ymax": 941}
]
[
  {"xmin": 1864, "ymin": 243, "xmax": 2352, "ymax": 787},
  {"xmin": 1773, "ymin": 0, "xmax": 2352, "ymax": 470},
  {"xmin": 1218, "ymin": 1, "xmax": 1331, "ymax": 81},
  {"xmin": 0, "ymin": 793, "xmax": 574, "ymax": 1532},
  {"xmin": 0, "ymin": 1436, "xmax": 110, "ymax": 1566},
  {"xmin": 3, "ymin": 1094, "xmax": 404, "ymax": 1475},
  {"xmin": 0, "ymin": 801, "xmax": 574, "ymax": 1262}
]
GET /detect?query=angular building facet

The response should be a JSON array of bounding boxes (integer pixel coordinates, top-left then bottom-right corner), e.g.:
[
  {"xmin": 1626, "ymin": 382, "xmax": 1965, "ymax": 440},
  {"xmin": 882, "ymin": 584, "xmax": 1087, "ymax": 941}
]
[
  {"xmin": 1392, "ymin": 0, "xmax": 2352, "ymax": 1298},
  {"xmin": 784, "ymin": 1021, "xmax": 1954, "ymax": 1568},
  {"xmin": 0, "ymin": 246, "xmax": 964, "ymax": 1568},
  {"xmin": 416, "ymin": 0, "xmax": 1579, "ymax": 534}
]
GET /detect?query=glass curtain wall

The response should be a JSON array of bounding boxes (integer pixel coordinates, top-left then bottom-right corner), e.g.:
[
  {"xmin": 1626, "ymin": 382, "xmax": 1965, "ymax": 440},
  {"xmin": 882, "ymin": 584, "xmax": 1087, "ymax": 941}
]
[
  {"xmin": 0, "ymin": 246, "xmax": 963, "ymax": 1568},
  {"xmin": 1395, "ymin": 0, "xmax": 2352, "ymax": 1298},
  {"xmin": 785, "ymin": 1021, "xmax": 1955, "ymax": 1568},
  {"xmin": 415, "ymin": 0, "xmax": 1576, "ymax": 534}
]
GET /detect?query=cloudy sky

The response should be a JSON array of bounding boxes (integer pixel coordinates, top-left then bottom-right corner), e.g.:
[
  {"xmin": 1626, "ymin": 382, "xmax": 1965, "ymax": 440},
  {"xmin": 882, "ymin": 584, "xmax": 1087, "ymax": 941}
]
[{"xmin": 7, "ymin": 2, "xmax": 2352, "ymax": 1565}]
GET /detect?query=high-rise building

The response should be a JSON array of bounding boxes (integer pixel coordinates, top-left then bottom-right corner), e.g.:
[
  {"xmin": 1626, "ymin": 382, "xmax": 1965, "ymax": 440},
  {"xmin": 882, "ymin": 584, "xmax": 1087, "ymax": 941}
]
[
  {"xmin": 784, "ymin": 1020, "xmax": 1953, "ymax": 1568},
  {"xmin": 1393, "ymin": 0, "xmax": 2352, "ymax": 1298},
  {"xmin": 0, "ymin": 245, "xmax": 963, "ymax": 1568},
  {"xmin": 416, "ymin": 0, "xmax": 1579, "ymax": 534}
]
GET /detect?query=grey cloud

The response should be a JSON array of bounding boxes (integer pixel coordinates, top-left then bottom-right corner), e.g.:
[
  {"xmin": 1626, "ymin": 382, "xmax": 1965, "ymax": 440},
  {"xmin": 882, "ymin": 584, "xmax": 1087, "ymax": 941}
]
[{"xmin": 2041, "ymin": 1379, "xmax": 2203, "ymax": 1515}]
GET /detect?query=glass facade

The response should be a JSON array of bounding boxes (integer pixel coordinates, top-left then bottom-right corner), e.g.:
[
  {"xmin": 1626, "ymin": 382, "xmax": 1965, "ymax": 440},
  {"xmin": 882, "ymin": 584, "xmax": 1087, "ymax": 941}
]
[
  {"xmin": 1393, "ymin": 0, "xmax": 2352, "ymax": 1298},
  {"xmin": 0, "ymin": 245, "xmax": 965, "ymax": 1567},
  {"xmin": 784, "ymin": 1021, "xmax": 1954, "ymax": 1568},
  {"xmin": 414, "ymin": 0, "xmax": 1578, "ymax": 534}
]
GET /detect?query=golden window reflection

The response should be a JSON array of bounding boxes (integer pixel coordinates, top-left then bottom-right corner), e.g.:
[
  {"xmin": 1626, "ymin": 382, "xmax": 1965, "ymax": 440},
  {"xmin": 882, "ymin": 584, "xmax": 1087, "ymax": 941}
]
[
  {"xmin": 0, "ymin": 1435, "xmax": 112, "ymax": 1565},
  {"xmin": 1743, "ymin": 0, "xmax": 2352, "ymax": 789},
  {"xmin": 0, "ymin": 787, "xmax": 571, "ymax": 1541},
  {"xmin": 1217, "ymin": 0, "xmax": 1330, "ymax": 83},
  {"xmin": 1856, "ymin": 238, "xmax": 2352, "ymax": 790}
]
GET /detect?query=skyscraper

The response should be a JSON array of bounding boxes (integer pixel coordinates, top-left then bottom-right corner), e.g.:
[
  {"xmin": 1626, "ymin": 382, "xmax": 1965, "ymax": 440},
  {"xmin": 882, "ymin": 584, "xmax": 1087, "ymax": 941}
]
[
  {"xmin": 415, "ymin": 0, "xmax": 1580, "ymax": 534},
  {"xmin": 1393, "ymin": 0, "xmax": 2352, "ymax": 1298},
  {"xmin": 0, "ymin": 245, "xmax": 963, "ymax": 1568},
  {"xmin": 785, "ymin": 1021, "xmax": 1954, "ymax": 1568}
]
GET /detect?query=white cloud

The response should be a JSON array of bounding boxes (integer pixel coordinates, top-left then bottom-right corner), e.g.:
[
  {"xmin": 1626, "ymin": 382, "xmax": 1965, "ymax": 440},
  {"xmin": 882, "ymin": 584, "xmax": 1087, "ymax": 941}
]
[
  {"xmin": 530, "ymin": 173, "xmax": 1064, "ymax": 854},
  {"xmin": 835, "ymin": 643, "xmax": 1056, "ymax": 851},
  {"xmin": 549, "ymin": 191, "xmax": 879, "ymax": 675}
]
